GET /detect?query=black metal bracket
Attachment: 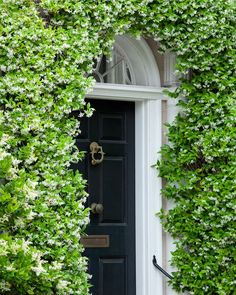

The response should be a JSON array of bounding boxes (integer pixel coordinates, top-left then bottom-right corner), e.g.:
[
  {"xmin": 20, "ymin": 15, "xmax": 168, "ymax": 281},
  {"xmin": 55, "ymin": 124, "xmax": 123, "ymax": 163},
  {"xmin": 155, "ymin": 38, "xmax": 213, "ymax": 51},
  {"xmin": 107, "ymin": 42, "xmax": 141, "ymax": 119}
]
[{"xmin": 152, "ymin": 255, "xmax": 173, "ymax": 280}]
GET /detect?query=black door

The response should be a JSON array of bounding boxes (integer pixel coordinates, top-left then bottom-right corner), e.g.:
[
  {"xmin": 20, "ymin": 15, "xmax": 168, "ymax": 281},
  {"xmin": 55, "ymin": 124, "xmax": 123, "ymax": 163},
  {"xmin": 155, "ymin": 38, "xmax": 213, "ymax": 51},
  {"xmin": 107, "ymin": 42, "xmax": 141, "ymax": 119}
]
[{"xmin": 75, "ymin": 99, "xmax": 135, "ymax": 295}]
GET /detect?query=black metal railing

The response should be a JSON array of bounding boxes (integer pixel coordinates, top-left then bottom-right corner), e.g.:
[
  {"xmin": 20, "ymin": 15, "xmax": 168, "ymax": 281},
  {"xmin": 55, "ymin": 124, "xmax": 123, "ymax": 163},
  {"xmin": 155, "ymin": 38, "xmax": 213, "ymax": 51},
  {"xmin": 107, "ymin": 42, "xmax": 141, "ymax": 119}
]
[{"xmin": 152, "ymin": 255, "xmax": 173, "ymax": 280}]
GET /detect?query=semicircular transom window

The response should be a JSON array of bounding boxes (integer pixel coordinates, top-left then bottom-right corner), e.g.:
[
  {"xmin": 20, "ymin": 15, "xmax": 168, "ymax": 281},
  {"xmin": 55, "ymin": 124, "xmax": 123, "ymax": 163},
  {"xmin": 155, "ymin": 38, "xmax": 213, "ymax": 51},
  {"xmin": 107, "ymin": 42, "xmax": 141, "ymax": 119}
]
[{"xmin": 92, "ymin": 45, "xmax": 135, "ymax": 85}]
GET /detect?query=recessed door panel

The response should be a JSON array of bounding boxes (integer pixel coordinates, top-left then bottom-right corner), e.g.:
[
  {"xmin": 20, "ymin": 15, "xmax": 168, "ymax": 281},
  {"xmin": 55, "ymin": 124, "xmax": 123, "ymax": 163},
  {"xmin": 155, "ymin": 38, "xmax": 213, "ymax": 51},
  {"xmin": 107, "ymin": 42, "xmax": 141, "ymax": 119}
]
[
  {"xmin": 101, "ymin": 157, "xmax": 125, "ymax": 223},
  {"xmin": 100, "ymin": 114, "xmax": 125, "ymax": 141},
  {"xmin": 99, "ymin": 258, "xmax": 126, "ymax": 295}
]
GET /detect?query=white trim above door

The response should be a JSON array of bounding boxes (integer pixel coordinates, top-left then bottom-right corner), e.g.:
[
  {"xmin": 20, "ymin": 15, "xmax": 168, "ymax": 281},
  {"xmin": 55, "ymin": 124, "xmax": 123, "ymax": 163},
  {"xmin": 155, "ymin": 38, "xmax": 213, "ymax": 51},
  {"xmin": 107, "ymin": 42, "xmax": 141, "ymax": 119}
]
[{"xmin": 87, "ymin": 83, "xmax": 169, "ymax": 101}]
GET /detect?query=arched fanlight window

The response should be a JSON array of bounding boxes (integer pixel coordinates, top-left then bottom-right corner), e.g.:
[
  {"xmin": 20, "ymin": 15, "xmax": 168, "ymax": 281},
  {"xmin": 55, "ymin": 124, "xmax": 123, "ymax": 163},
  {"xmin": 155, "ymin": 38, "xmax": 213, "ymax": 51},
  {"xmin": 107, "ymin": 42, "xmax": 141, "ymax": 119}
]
[
  {"xmin": 92, "ymin": 35, "xmax": 161, "ymax": 87},
  {"xmin": 92, "ymin": 45, "xmax": 135, "ymax": 85},
  {"xmin": 91, "ymin": 36, "xmax": 184, "ymax": 87}
]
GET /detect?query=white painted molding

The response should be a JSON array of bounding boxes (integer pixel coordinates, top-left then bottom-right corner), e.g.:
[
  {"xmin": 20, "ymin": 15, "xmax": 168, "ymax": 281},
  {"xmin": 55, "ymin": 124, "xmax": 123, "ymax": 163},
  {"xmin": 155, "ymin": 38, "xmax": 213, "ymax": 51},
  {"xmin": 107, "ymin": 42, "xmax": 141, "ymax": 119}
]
[
  {"xmin": 86, "ymin": 83, "xmax": 175, "ymax": 101},
  {"xmin": 135, "ymin": 99, "xmax": 163, "ymax": 295}
]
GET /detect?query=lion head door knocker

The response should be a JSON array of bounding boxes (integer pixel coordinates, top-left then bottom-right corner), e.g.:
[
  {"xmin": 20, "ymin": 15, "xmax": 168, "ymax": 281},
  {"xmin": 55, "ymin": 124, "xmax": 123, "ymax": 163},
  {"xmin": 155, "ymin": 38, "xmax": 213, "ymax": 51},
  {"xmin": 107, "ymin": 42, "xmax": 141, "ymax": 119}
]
[{"xmin": 89, "ymin": 142, "xmax": 105, "ymax": 165}]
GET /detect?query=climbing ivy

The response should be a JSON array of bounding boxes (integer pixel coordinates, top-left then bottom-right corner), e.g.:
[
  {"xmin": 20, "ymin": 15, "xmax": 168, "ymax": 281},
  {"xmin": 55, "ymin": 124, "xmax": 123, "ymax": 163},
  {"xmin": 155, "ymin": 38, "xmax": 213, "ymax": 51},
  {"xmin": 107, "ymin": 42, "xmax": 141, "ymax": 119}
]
[{"xmin": 0, "ymin": 0, "xmax": 235, "ymax": 294}]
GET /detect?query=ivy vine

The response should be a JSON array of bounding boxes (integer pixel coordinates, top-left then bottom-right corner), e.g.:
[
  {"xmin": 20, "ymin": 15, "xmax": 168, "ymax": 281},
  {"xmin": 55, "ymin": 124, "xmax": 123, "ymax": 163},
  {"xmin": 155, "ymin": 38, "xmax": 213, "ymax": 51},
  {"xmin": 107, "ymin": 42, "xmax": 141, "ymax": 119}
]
[{"xmin": 0, "ymin": 0, "xmax": 235, "ymax": 294}]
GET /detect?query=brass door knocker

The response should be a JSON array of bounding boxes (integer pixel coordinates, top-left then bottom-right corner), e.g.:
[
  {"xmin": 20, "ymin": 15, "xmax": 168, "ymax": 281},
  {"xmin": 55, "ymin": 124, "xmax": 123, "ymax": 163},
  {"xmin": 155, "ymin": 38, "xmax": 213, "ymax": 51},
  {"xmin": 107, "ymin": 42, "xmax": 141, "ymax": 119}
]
[{"xmin": 90, "ymin": 142, "xmax": 105, "ymax": 165}]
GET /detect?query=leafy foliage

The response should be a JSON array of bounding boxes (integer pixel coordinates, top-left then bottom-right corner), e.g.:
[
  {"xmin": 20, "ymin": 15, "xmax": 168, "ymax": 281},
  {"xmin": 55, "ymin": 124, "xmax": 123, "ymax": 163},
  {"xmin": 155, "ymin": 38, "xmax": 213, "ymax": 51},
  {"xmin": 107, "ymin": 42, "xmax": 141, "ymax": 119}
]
[{"xmin": 0, "ymin": 0, "xmax": 235, "ymax": 294}]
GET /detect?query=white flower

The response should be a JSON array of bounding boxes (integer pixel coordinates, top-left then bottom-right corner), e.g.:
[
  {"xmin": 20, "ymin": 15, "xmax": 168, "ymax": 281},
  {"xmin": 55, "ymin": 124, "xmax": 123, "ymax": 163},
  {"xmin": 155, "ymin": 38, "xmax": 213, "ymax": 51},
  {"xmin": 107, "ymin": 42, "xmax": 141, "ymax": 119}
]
[
  {"xmin": 62, "ymin": 43, "xmax": 70, "ymax": 49},
  {"xmin": 31, "ymin": 264, "xmax": 46, "ymax": 276},
  {"xmin": 21, "ymin": 240, "xmax": 32, "ymax": 254},
  {"xmin": 14, "ymin": 218, "xmax": 25, "ymax": 229},
  {"xmin": 26, "ymin": 211, "xmax": 37, "ymax": 221},
  {"xmin": 47, "ymin": 239, "xmax": 55, "ymax": 245},
  {"xmin": 6, "ymin": 264, "xmax": 15, "ymax": 271},
  {"xmin": 23, "ymin": 184, "xmax": 39, "ymax": 201},
  {"xmin": 0, "ymin": 281, "xmax": 11, "ymax": 292},
  {"xmin": 0, "ymin": 134, "xmax": 11, "ymax": 146},
  {"xmin": 25, "ymin": 154, "xmax": 38, "ymax": 165},
  {"xmin": 50, "ymin": 261, "xmax": 63, "ymax": 270},
  {"xmin": 0, "ymin": 240, "xmax": 7, "ymax": 247},
  {"xmin": 12, "ymin": 158, "xmax": 21, "ymax": 166},
  {"xmin": 9, "ymin": 242, "xmax": 21, "ymax": 255},
  {"xmin": 7, "ymin": 167, "xmax": 19, "ymax": 179},
  {"xmin": 0, "ymin": 249, "xmax": 8, "ymax": 256},
  {"xmin": 27, "ymin": 180, "xmax": 38, "ymax": 188},
  {"xmin": 0, "ymin": 65, "xmax": 7, "ymax": 72},
  {"xmin": 7, "ymin": 49, "xmax": 14, "ymax": 58},
  {"xmin": 0, "ymin": 150, "xmax": 10, "ymax": 160},
  {"xmin": 0, "ymin": 214, "xmax": 9, "ymax": 223},
  {"xmin": 31, "ymin": 252, "xmax": 42, "ymax": 262},
  {"xmin": 56, "ymin": 280, "xmax": 69, "ymax": 289}
]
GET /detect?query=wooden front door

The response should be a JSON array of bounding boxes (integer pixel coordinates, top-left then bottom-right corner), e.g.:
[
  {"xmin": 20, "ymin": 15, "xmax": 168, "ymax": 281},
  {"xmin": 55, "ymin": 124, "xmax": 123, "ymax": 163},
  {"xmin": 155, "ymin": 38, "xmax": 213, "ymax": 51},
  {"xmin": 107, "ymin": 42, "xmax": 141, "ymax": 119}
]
[{"xmin": 75, "ymin": 99, "xmax": 136, "ymax": 295}]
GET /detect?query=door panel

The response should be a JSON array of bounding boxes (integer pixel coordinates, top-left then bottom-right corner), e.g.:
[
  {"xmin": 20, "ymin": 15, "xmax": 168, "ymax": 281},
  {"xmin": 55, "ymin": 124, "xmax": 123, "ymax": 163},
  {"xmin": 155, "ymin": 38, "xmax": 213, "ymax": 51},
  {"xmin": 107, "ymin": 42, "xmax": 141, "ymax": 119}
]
[
  {"xmin": 75, "ymin": 99, "xmax": 135, "ymax": 295},
  {"xmin": 99, "ymin": 258, "xmax": 126, "ymax": 295},
  {"xmin": 102, "ymin": 157, "xmax": 125, "ymax": 223},
  {"xmin": 100, "ymin": 114, "xmax": 125, "ymax": 141}
]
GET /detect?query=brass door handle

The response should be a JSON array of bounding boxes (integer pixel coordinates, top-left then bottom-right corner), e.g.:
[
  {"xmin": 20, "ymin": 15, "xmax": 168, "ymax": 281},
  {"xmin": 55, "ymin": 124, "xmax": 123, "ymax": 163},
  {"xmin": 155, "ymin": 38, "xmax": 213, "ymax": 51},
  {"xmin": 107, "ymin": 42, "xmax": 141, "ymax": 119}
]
[
  {"xmin": 90, "ymin": 142, "xmax": 105, "ymax": 165},
  {"xmin": 91, "ymin": 203, "xmax": 104, "ymax": 214}
]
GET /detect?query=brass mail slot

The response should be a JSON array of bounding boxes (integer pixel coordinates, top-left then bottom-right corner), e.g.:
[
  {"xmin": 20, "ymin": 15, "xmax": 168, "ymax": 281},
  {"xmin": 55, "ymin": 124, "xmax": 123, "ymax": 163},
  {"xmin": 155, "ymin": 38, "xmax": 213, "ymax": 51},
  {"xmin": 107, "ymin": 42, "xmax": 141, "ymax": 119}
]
[{"xmin": 81, "ymin": 235, "xmax": 110, "ymax": 248}]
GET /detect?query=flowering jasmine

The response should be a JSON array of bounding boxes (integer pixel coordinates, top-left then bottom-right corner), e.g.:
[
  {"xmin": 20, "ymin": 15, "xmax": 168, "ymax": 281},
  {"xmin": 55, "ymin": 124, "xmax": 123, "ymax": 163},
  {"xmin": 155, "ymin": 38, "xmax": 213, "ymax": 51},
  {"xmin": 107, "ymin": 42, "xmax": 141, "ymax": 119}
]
[{"xmin": 0, "ymin": 0, "xmax": 234, "ymax": 294}]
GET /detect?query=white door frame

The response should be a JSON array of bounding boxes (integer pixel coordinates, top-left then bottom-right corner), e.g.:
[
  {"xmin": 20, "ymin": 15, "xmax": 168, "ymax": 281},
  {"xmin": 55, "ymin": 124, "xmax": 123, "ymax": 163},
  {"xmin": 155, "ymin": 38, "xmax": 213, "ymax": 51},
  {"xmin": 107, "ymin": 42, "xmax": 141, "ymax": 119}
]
[
  {"xmin": 85, "ymin": 34, "xmax": 179, "ymax": 295},
  {"xmin": 86, "ymin": 83, "xmax": 171, "ymax": 295}
]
